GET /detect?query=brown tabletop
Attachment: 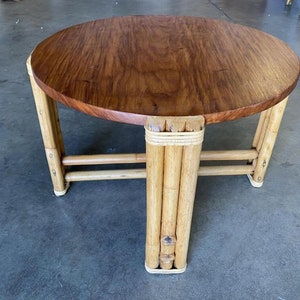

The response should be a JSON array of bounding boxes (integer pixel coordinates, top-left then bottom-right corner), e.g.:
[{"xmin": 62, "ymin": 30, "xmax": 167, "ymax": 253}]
[{"xmin": 30, "ymin": 15, "xmax": 300, "ymax": 125}]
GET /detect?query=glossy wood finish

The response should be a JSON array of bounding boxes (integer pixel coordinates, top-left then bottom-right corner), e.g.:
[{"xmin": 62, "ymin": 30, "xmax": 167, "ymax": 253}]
[{"xmin": 30, "ymin": 16, "xmax": 300, "ymax": 125}]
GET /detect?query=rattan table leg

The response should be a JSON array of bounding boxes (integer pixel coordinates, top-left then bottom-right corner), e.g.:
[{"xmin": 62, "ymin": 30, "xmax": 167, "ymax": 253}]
[
  {"xmin": 248, "ymin": 98, "xmax": 288, "ymax": 187},
  {"xmin": 27, "ymin": 56, "xmax": 68, "ymax": 196},
  {"xmin": 145, "ymin": 116, "xmax": 205, "ymax": 274}
]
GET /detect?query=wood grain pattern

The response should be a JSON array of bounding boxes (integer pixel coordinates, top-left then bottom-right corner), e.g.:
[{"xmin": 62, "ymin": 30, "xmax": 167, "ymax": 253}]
[{"xmin": 30, "ymin": 16, "xmax": 300, "ymax": 125}]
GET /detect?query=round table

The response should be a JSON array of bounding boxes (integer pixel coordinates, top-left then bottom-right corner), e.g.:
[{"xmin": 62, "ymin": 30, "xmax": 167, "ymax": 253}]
[{"xmin": 27, "ymin": 16, "xmax": 300, "ymax": 274}]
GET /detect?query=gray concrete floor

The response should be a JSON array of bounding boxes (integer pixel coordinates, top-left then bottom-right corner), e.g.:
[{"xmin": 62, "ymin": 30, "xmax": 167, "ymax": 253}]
[{"xmin": 1, "ymin": 0, "xmax": 300, "ymax": 299}]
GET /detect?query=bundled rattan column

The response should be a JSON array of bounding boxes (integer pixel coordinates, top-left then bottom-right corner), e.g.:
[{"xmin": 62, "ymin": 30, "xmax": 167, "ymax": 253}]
[
  {"xmin": 248, "ymin": 97, "xmax": 289, "ymax": 187},
  {"xmin": 27, "ymin": 56, "xmax": 68, "ymax": 196},
  {"xmin": 145, "ymin": 116, "xmax": 205, "ymax": 274}
]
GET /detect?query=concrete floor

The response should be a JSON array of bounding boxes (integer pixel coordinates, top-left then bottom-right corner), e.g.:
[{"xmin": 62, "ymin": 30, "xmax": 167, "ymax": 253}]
[{"xmin": 1, "ymin": 0, "xmax": 300, "ymax": 299}]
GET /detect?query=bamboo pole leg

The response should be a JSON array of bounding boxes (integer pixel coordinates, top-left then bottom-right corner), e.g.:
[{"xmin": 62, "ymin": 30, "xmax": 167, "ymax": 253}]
[
  {"xmin": 247, "ymin": 109, "xmax": 270, "ymax": 187},
  {"xmin": 145, "ymin": 142, "xmax": 164, "ymax": 270},
  {"xmin": 27, "ymin": 56, "xmax": 68, "ymax": 196},
  {"xmin": 48, "ymin": 99, "xmax": 65, "ymax": 157},
  {"xmin": 174, "ymin": 142, "xmax": 203, "ymax": 269},
  {"xmin": 159, "ymin": 119, "xmax": 186, "ymax": 270},
  {"xmin": 174, "ymin": 118, "xmax": 205, "ymax": 270},
  {"xmin": 248, "ymin": 98, "xmax": 288, "ymax": 187},
  {"xmin": 160, "ymin": 145, "xmax": 183, "ymax": 270},
  {"xmin": 252, "ymin": 109, "xmax": 269, "ymax": 150}
]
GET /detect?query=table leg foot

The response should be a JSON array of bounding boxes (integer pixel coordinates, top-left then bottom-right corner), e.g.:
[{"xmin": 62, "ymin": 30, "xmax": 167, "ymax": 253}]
[
  {"xmin": 145, "ymin": 262, "xmax": 186, "ymax": 274},
  {"xmin": 247, "ymin": 174, "xmax": 263, "ymax": 188},
  {"xmin": 54, "ymin": 182, "xmax": 70, "ymax": 196},
  {"xmin": 286, "ymin": 0, "xmax": 292, "ymax": 5}
]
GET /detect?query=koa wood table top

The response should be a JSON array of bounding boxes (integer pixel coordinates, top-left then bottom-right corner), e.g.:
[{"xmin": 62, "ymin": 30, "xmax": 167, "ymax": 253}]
[{"xmin": 30, "ymin": 15, "xmax": 300, "ymax": 125}]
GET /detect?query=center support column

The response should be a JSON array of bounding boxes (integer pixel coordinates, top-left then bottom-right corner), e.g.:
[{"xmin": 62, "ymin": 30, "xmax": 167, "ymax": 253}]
[{"xmin": 145, "ymin": 116, "xmax": 205, "ymax": 274}]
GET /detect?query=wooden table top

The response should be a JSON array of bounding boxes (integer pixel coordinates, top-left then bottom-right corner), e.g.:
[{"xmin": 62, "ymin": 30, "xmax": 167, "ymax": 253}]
[{"xmin": 30, "ymin": 16, "xmax": 300, "ymax": 125}]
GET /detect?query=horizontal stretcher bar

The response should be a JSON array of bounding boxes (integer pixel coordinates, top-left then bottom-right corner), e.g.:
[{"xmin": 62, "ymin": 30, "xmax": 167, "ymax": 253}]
[
  {"xmin": 62, "ymin": 150, "xmax": 258, "ymax": 166},
  {"xmin": 65, "ymin": 165, "xmax": 255, "ymax": 182}
]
